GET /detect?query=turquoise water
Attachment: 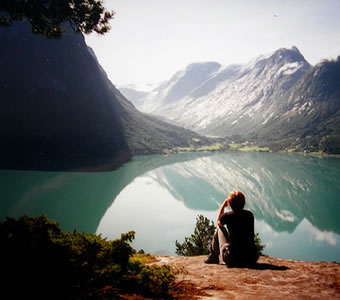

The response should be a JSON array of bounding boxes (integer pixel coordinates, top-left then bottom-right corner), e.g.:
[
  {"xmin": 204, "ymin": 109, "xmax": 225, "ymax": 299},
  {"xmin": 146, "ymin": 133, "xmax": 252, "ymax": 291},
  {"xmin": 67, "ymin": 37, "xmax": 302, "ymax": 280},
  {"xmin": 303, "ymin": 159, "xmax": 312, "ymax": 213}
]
[{"xmin": 1, "ymin": 152, "xmax": 339, "ymax": 262}]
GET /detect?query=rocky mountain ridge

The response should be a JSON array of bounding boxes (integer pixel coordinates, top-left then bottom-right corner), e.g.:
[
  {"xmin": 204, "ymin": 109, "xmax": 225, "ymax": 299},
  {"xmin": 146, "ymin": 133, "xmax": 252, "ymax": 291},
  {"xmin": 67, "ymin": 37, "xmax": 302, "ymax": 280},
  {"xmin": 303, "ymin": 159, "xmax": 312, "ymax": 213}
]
[
  {"xmin": 129, "ymin": 47, "xmax": 311, "ymax": 134},
  {"xmin": 123, "ymin": 47, "xmax": 340, "ymax": 153},
  {"xmin": 256, "ymin": 57, "xmax": 340, "ymax": 152}
]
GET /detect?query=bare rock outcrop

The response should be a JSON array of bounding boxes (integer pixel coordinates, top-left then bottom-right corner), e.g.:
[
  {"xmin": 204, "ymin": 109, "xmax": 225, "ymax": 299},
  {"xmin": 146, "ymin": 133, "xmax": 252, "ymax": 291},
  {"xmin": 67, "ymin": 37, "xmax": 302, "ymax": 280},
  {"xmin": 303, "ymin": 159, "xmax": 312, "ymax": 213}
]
[{"xmin": 154, "ymin": 256, "xmax": 340, "ymax": 299}]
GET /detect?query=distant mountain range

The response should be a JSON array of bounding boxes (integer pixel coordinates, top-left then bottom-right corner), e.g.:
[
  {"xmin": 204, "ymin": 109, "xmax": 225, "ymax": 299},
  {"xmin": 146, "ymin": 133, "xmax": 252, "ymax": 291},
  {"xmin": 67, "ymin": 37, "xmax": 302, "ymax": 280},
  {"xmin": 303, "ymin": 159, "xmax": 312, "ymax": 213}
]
[
  {"xmin": 122, "ymin": 47, "xmax": 340, "ymax": 153},
  {"xmin": 0, "ymin": 21, "xmax": 208, "ymax": 170}
]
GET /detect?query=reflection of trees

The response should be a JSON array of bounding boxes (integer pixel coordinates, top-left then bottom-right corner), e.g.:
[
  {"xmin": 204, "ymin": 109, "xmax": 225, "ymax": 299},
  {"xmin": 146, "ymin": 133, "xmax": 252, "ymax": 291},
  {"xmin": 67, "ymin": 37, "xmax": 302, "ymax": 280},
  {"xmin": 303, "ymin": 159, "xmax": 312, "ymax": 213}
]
[{"xmin": 150, "ymin": 153, "xmax": 340, "ymax": 234}]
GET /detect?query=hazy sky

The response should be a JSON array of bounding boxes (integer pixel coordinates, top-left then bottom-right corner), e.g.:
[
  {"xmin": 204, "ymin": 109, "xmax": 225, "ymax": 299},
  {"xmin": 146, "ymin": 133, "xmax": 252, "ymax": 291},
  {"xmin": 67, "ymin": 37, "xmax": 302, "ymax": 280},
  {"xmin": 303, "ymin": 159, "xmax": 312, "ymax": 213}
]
[{"xmin": 85, "ymin": 0, "xmax": 340, "ymax": 90}]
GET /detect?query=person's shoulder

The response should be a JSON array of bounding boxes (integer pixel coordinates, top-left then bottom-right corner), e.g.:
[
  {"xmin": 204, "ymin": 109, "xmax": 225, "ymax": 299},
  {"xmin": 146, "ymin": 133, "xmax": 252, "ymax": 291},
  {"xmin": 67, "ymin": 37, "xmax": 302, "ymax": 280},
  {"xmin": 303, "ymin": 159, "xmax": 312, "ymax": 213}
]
[
  {"xmin": 220, "ymin": 211, "xmax": 234, "ymax": 223},
  {"xmin": 242, "ymin": 209, "xmax": 254, "ymax": 218},
  {"xmin": 222, "ymin": 211, "xmax": 234, "ymax": 219}
]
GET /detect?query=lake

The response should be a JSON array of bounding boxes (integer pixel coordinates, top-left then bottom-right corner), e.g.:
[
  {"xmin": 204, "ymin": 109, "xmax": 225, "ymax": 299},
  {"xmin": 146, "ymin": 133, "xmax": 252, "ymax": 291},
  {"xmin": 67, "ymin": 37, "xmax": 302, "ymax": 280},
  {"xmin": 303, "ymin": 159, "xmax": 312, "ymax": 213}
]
[{"xmin": 1, "ymin": 152, "xmax": 339, "ymax": 262}]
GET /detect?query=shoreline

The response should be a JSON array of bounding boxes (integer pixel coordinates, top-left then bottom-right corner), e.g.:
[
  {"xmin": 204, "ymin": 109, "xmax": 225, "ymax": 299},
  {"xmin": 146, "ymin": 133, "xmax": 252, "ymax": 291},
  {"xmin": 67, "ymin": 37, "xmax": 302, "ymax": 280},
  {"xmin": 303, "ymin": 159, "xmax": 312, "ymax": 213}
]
[
  {"xmin": 1, "ymin": 148, "xmax": 339, "ymax": 172},
  {"xmin": 277, "ymin": 150, "xmax": 340, "ymax": 159}
]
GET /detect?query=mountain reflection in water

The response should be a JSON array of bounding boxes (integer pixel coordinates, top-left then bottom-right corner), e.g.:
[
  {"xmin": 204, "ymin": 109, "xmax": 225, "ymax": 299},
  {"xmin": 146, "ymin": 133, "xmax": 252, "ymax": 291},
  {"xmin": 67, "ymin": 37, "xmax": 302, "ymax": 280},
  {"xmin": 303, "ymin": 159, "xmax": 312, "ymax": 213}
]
[
  {"xmin": 1, "ymin": 152, "xmax": 339, "ymax": 261},
  {"xmin": 97, "ymin": 152, "xmax": 340, "ymax": 261},
  {"xmin": 148, "ymin": 152, "xmax": 340, "ymax": 234}
]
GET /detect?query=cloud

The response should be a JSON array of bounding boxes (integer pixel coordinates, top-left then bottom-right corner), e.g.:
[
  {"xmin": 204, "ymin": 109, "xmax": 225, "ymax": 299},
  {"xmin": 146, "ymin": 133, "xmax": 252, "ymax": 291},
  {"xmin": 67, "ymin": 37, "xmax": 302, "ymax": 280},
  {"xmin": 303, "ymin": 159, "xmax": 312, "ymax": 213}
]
[{"xmin": 309, "ymin": 227, "xmax": 337, "ymax": 246}]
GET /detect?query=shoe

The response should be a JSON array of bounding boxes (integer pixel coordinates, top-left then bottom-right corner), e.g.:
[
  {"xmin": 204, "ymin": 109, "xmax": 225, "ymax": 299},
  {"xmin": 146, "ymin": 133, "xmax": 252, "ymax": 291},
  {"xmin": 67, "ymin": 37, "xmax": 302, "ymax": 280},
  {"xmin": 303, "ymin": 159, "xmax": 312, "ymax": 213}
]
[{"xmin": 204, "ymin": 255, "xmax": 218, "ymax": 264}]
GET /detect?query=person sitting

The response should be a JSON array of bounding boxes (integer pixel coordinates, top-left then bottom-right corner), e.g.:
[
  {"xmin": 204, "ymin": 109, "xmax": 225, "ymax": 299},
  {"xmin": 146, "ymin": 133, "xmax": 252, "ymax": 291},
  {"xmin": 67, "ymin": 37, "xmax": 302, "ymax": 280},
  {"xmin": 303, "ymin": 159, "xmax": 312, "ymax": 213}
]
[{"xmin": 204, "ymin": 190, "xmax": 259, "ymax": 267}]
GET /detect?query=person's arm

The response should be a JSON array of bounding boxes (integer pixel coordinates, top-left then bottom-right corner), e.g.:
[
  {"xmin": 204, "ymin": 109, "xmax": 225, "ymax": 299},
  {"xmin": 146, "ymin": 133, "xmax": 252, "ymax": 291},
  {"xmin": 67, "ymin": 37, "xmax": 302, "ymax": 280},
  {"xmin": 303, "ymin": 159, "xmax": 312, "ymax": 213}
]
[{"xmin": 217, "ymin": 197, "xmax": 230, "ymax": 227}]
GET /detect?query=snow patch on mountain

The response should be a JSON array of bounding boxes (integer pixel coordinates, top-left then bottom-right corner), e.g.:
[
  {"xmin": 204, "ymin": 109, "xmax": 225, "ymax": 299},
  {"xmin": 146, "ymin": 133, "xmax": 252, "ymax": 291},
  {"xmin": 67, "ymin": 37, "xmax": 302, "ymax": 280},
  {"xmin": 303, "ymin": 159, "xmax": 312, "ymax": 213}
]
[
  {"xmin": 262, "ymin": 112, "xmax": 275, "ymax": 125},
  {"xmin": 278, "ymin": 62, "xmax": 303, "ymax": 75}
]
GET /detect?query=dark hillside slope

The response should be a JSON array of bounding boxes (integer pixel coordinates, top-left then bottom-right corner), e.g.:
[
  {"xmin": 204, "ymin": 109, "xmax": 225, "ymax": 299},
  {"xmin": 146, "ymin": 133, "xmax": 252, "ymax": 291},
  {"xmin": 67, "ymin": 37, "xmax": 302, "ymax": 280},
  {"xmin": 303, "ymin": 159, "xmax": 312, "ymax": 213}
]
[
  {"xmin": 0, "ymin": 21, "xmax": 206, "ymax": 170},
  {"xmin": 0, "ymin": 21, "xmax": 130, "ymax": 170},
  {"xmin": 113, "ymin": 88, "xmax": 209, "ymax": 155}
]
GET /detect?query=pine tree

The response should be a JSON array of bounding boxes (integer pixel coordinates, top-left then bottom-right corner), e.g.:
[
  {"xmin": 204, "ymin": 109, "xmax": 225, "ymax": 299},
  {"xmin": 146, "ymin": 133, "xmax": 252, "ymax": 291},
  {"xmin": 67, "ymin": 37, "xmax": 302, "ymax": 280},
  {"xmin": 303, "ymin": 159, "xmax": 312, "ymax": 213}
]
[{"xmin": 175, "ymin": 215, "xmax": 216, "ymax": 256}]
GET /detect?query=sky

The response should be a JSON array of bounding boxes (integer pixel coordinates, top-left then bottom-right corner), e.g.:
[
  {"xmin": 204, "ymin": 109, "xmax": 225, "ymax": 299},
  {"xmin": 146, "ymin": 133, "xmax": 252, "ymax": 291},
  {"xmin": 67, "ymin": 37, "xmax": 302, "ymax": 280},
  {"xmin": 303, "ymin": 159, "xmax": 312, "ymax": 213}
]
[{"xmin": 85, "ymin": 0, "xmax": 340, "ymax": 90}]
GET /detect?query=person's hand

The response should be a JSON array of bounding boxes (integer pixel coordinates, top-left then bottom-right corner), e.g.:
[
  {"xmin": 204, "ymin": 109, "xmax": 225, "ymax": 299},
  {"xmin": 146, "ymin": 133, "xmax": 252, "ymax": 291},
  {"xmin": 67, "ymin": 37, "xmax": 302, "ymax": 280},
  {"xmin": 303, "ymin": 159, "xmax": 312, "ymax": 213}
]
[
  {"xmin": 222, "ymin": 198, "xmax": 230, "ymax": 208},
  {"xmin": 217, "ymin": 196, "xmax": 229, "ymax": 228}
]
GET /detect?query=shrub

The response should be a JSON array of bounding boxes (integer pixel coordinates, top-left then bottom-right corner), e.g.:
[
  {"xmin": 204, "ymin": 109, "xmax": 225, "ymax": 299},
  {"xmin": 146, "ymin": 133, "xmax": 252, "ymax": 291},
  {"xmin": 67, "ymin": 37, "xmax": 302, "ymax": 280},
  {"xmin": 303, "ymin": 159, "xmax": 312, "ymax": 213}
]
[
  {"xmin": 254, "ymin": 232, "xmax": 266, "ymax": 256},
  {"xmin": 127, "ymin": 261, "xmax": 176, "ymax": 298},
  {"xmin": 0, "ymin": 215, "xmax": 176, "ymax": 299},
  {"xmin": 175, "ymin": 215, "xmax": 216, "ymax": 256}
]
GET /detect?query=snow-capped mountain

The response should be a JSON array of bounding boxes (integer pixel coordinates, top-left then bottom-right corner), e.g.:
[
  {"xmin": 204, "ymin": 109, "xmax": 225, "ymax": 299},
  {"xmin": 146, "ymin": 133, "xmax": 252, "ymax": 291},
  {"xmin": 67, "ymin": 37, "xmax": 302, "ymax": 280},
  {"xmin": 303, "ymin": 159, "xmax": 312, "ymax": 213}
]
[
  {"xmin": 120, "ymin": 47, "xmax": 340, "ymax": 153},
  {"xmin": 256, "ymin": 57, "xmax": 340, "ymax": 152},
  {"xmin": 140, "ymin": 61, "xmax": 222, "ymax": 115},
  {"xmin": 135, "ymin": 47, "xmax": 312, "ymax": 137}
]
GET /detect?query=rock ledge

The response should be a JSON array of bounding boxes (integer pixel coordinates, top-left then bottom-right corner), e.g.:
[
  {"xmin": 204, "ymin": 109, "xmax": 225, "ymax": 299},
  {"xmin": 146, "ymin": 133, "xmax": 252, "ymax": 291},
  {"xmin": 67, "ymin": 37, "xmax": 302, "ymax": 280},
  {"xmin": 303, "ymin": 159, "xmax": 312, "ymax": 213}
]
[{"xmin": 153, "ymin": 255, "xmax": 340, "ymax": 299}]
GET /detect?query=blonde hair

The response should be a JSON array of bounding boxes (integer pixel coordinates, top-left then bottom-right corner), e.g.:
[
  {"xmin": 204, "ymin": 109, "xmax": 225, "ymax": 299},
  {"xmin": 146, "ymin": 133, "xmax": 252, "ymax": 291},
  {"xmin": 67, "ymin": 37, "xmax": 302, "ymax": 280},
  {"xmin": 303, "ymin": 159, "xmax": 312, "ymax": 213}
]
[{"xmin": 228, "ymin": 190, "xmax": 245, "ymax": 212}]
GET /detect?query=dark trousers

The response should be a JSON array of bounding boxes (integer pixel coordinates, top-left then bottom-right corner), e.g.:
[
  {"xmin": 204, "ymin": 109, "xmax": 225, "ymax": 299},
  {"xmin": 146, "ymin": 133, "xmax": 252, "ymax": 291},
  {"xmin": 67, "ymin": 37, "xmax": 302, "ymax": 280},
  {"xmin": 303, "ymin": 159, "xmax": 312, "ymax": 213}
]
[
  {"xmin": 209, "ymin": 226, "xmax": 231, "ymax": 264},
  {"xmin": 209, "ymin": 227, "xmax": 259, "ymax": 266}
]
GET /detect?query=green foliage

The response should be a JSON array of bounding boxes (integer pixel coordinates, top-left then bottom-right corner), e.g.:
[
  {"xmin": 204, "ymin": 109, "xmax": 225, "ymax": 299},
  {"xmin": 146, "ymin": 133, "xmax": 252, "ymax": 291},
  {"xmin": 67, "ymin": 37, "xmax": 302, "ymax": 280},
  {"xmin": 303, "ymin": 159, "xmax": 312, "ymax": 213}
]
[
  {"xmin": 254, "ymin": 232, "xmax": 266, "ymax": 256},
  {"xmin": 126, "ymin": 260, "xmax": 176, "ymax": 298},
  {"xmin": 0, "ymin": 215, "xmax": 176, "ymax": 299},
  {"xmin": 0, "ymin": 0, "xmax": 114, "ymax": 38},
  {"xmin": 175, "ymin": 215, "xmax": 216, "ymax": 256},
  {"xmin": 175, "ymin": 142, "xmax": 224, "ymax": 152},
  {"xmin": 228, "ymin": 143, "xmax": 270, "ymax": 152}
]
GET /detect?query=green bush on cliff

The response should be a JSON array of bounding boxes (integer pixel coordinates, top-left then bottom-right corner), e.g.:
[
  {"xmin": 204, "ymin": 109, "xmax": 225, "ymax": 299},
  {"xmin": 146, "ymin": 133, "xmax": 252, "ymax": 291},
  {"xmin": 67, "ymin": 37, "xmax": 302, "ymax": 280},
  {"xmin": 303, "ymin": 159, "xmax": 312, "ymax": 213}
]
[
  {"xmin": 254, "ymin": 232, "xmax": 266, "ymax": 256},
  {"xmin": 175, "ymin": 215, "xmax": 216, "ymax": 256},
  {"xmin": 0, "ymin": 215, "xmax": 175, "ymax": 299}
]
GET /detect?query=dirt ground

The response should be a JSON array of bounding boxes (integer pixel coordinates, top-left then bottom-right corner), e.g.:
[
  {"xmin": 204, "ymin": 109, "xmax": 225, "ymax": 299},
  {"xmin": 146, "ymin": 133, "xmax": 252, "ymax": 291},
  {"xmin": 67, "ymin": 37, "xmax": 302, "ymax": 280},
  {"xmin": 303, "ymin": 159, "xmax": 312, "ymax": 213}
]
[{"xmin": 153, "ymin": 255, "xmax": 340, "ymax": 299}]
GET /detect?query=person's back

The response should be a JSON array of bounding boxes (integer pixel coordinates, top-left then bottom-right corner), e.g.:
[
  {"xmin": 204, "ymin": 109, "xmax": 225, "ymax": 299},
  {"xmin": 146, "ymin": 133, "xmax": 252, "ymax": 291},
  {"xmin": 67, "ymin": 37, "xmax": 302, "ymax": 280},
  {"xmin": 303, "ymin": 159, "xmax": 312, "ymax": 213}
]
[
  {"xmin": 220, "ymin": 209, "xmax": 257, "ymax": 266},
  {"xmin": 205, "ymin": 190, "xmax": 259, "ymax": 267}
]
